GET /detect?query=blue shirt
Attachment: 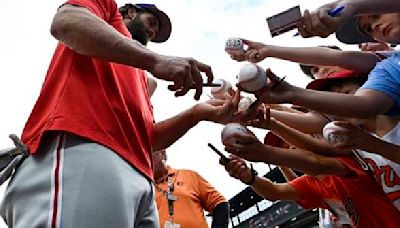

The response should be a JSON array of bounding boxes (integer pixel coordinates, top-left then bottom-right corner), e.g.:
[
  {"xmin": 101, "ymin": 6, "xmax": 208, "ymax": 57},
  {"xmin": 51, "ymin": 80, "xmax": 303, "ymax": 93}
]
[{"xmin": 361, "ymin": 51, "xmax": 400, "ymax": 116}]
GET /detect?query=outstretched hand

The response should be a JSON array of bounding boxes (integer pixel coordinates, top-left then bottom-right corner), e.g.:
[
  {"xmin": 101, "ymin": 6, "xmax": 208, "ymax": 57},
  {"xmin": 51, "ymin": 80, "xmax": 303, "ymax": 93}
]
[
  {"xmin": 195, "ymin": 89, "xmax": 241, "ymax": 124},
  {"xmin": 326, "ymin": 121, "xmax": 373, "ymax": 150},
  {"xmin": 223, "ymin": 132, "xmax": 265, "ymax": 162},
  {"xmin": 222, "ymin": 155, "xmax": 253, "ymax": 184}
]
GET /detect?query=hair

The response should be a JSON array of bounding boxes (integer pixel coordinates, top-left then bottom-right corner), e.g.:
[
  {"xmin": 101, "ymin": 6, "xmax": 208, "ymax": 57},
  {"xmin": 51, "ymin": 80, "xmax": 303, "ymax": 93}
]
[
  {"xmin": 323, "ymin": 76, "xmax": 367, "ymax": 92},
  {"xmin": 299, "ymin": 45, "xmax": 342, "ymax": 79},
  {"xmin": 119, "ymin": 3, "xmax": 135, "ymax": 18}
]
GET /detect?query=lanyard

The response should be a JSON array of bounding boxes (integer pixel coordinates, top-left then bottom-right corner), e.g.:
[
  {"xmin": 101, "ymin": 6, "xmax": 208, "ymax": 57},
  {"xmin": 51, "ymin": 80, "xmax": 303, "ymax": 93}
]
[
  {"xmin": 155, "ymin": 171, "xmax": 178, "ymax": 222},
  {"xmin": 167, "ymin": 175, "xmax": 177, "ymax": 220}
]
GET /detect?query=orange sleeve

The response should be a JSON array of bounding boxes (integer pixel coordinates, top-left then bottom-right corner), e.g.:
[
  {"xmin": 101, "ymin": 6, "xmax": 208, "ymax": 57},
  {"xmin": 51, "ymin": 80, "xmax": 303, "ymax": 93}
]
[
  {"xmin": 193, "ymin": 171, "xmax": 227, "ymax": 213},
  {"xmin": 288, "ymin": 176, "xmax": 326, "ymax": 209},
  {"xmin": 65, "ymin": 0, "xmax": 117, "ymax": 21}
]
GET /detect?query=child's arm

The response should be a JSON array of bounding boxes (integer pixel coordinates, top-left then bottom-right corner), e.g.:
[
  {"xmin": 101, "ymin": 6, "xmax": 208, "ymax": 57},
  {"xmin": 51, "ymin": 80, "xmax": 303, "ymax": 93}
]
[
  {"xmin": 252, "ymin": 70, "xmax": 396, "ymax": 119},
  {"xmin": 245, "ymin": 106, "xmax": 346, "ymax": 155},
  {"xmin": 228, "ymin": 39, "xmax": 380, "ymax": 75},
  {"xmin": 259, "ymin": 45, "xmax": 380, "ymax": 75},
  {"xmin": 223, "ymin": 155, "xmax": 300, "ymax": 201},
  {"xmin": 329, "ymin": 121, "xmax": 400, "ymax": 163},
  {"xmin": 270, "ymin": 109, "xmax": 329, "ymax": 134},
  {"xmin": 223, "ymin": 133, "xmax": 348, "ymax": 177},
  {"xmin": 279, "ymin": 166, "xmax": 299, "ymax": 182}
]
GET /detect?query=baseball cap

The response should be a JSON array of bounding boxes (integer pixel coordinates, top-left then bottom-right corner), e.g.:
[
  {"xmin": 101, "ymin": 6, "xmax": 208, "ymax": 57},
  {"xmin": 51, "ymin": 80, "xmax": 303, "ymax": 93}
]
[
  {"xmin": 335, "ymin": 17, "xmax": 375, "ymax": 44},
  {"xmin": 121, "ymin": 3, "xmax": 172, "ymax": 43},
  {"xmin": 306, "ymin": 70, "xmax": 364, "ymax": 91}
]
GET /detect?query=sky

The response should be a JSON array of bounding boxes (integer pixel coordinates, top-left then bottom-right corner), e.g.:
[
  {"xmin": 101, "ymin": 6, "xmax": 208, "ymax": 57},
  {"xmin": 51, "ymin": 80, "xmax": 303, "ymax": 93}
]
[{"xmin": 0, "ymin": 0, "xmax": 348, "ymax": 227}]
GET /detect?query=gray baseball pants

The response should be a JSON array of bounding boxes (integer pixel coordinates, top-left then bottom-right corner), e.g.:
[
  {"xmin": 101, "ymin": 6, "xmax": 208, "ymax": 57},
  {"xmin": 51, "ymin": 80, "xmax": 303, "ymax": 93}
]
[{"xmin": 0, "ymin": 133, "xmax": 159, "ymax": 228}]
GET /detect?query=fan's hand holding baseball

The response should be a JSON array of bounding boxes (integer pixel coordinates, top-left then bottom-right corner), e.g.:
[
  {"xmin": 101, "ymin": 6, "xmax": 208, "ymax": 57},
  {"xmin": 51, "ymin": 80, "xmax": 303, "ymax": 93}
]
[
  {"xmin": 223, "ymin": 155, "xmax": 253, "ymax": 183},
  {"xmin": 323, "ymin": 121, "xmax": 372, "ymax": 150},
  {"xmin": 240, "ymin": 69, "xmax": 295, "ymax": 105},
  {"xmin": 223, "ymin": 132, "xmax": 265, "ymax": 162}
]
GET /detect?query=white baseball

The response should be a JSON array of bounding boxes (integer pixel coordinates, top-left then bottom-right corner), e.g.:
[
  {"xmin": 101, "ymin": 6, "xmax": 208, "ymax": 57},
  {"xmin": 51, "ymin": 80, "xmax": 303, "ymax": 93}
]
[
  {"xmin": 238, "ymin": 96, "xmax": 256, "ymax": 112},
  {"xmin": 225, "ymin": 38, "xmax": 245, "ymax": 55},
  {"xmin": 221, "ymin": 123, "xmax": 249, "ymax": 145},
  {"xmin": 211, "ymin": 79, "xmax": 232, "ymax": 99},
  {"xmin": 238, "ymin": 64, "xmax": 266, "ymax": 92},
  {"xmin": 323, "ymin": 122, "xmax": 348, "ymax": 144}
]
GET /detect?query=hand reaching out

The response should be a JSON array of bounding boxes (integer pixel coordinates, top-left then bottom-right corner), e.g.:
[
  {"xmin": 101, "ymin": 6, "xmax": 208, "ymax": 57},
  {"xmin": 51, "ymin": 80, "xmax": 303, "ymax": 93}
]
[
  {"xmin": 222, "ymin": 155, "xmax": 254, "ymax": 184},
  {"xmin": 326, "ymin": 121, "xmax": 374, "ymax": 150}
]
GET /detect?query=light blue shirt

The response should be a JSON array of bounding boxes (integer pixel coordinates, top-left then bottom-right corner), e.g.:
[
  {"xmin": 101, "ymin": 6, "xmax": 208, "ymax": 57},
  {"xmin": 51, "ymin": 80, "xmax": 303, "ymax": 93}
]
[{"xmin": 361, "ymin": 51, "xmax": 400, "ymax": 116}]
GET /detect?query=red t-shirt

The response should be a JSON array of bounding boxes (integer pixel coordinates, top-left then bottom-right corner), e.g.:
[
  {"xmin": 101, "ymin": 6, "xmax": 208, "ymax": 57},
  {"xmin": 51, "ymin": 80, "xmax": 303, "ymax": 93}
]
[
  {"xmin": 289, "ymin": 156, "xmax": 400, "ymax": 227},
  {"xmin": 21, "ymin": 0, "xmax": 154, "ymax": 179}
]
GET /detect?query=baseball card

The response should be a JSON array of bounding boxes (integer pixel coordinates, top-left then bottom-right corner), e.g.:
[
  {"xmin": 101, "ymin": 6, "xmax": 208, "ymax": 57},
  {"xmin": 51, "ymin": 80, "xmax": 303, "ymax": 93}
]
[{"xmin": 266, "ymin": 5, "xmax": 302, "ymax": 37}]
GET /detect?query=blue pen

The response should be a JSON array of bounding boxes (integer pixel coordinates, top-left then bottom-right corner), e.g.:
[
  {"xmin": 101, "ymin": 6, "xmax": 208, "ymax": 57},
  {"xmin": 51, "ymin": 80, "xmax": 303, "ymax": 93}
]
[{"xmin": 293, "ymin": 6, "xmax": 345, "ymax": 36}]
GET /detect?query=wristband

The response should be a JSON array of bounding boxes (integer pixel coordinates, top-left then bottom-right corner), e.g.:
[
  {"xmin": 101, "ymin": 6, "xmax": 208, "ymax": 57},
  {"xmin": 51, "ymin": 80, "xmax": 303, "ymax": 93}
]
[{"xmin": 242, "ymin": 164, "xmax": 258, "ymax": 185}]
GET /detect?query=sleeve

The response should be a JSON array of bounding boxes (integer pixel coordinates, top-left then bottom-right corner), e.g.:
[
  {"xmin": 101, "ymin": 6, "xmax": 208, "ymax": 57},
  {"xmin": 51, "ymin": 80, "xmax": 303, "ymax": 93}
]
[
  {"xmin": 360, "ymin": 53, "xmax": 400, "ymax": 116},
  {"xmin": 64, "ymin": 0, "xmax": 117, "ymax": 21},
  {"xmin": 192, "ymin": 171, "xmax": 227, "ymax": 213},
  {"xmin": 288, "ymin": 176, "xmax": 326, "ymax": 209}
]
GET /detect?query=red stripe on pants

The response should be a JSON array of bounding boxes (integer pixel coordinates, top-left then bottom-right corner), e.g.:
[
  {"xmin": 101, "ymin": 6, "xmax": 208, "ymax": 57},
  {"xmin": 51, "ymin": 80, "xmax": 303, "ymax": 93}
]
[{"xmin": 51, "ymin": 136, "xmax": 64, "ymax": 228}]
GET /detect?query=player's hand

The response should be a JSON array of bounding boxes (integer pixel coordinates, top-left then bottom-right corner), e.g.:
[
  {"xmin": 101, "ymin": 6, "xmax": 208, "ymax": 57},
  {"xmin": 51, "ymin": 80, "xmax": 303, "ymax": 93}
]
[
  {"xmin": 150, "ymin": 55, "xmax": 213, "ymax": 100},
  {"xmin": 326, "ymin": 121, "xmax": 374, "ymax": 150},
  {"xmin": 223, "ymin": 155, "xmax": 253, "ymax": 183},
  {"xmin": 194, "ymin": 90, "xmax": 241, "ymax": 124},
  {"xmin": 223, "ymin": 132, "xmax": 265, "ymax": 162},
  {"xmin": 296, "ymin": 1, "xmax": 354, "ymax": 38}
]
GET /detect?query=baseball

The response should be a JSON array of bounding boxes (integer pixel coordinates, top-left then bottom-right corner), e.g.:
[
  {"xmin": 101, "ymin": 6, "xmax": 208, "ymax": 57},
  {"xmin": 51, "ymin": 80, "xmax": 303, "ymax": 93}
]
[
  {"xmin": 237, "ymin": 64, "xmax": 267, "ymax": 92},
  {"xmin": 211, "ymin": 79, "xmax": 232, "ymax": 99},
  {"xmin": 238, "ymin": 96, "xmax": 256, "ymax": 112},
  {"xmin": 221, "ymin": 123, "xmax": 249, "ymax": 145},
  {"xmin": 225, "ymin": 38, "xmax": 245, "ymax": 55},
  {"xmin": 323, "ymin": 122, "xmax": 348, "ymax": 144}
]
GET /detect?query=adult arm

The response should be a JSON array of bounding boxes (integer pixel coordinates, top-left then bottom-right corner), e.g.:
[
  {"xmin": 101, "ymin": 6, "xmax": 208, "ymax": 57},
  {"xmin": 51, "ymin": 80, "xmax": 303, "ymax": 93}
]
[
  {"xmin": 51, "ymin": 4, "xmax": 157, "ymax": 70},
  {"xmin": 153, "ymin": 94, "xmax": 239, "ymax": 151},
  {"xmin": 51, "ymin": 3, "xmax": 213, "ymax": 99}
]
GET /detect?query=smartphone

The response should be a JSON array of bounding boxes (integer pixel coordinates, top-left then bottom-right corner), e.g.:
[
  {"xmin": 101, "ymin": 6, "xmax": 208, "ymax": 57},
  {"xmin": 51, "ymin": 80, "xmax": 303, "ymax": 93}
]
[
  {"xmin": 266, "ymin": 5, "xmax": 302, "ymax": 37},
  {"xmin": 207, "ymin": 143, "xmax": 230, "ymax": 164}
]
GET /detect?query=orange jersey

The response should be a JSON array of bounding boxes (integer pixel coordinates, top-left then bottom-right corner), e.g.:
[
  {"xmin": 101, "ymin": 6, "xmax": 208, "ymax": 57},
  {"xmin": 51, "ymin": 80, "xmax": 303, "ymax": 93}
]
[
  {"xmin": 155, "ymin": 167, "xmax": 226, "ymax": 228},
  {"xmin": 289, "ymin": 156, "xmax": 400, "ymax": 227}
]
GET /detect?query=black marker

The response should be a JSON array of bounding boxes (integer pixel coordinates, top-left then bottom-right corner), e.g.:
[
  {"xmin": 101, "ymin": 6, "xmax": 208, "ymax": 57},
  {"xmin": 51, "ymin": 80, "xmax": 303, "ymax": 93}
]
[{"xmin": 207, "ymin": 143, "xmax": 230, "ymax": 164}]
